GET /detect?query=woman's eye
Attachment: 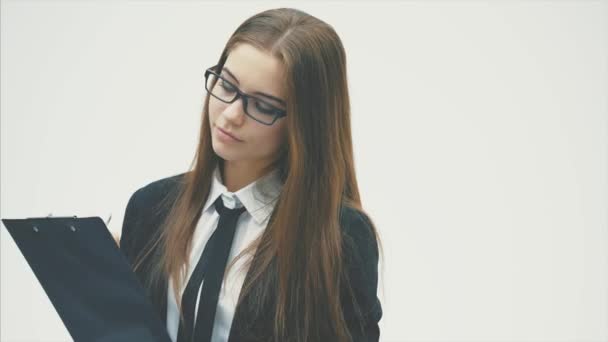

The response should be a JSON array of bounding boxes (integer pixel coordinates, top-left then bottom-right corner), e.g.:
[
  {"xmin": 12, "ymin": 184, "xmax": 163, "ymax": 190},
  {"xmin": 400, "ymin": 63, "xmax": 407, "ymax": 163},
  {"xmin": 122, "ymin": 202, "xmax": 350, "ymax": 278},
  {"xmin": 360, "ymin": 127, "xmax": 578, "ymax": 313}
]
[
  {"xmin": 255, "ymin": 101, "xmax": 275, "ymax": 114},
  {"xmin": 220, "ymin": 80, "xmax": 236, "ymax": 92}
]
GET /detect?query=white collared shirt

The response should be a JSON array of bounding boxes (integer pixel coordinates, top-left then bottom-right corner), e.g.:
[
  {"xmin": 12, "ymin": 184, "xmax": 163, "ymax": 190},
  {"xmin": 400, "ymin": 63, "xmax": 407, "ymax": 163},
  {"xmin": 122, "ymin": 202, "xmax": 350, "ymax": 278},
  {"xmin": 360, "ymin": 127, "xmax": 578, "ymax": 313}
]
[{"xmin": 166, "ymin": 165, "xmax": 283, "ymax": 342}]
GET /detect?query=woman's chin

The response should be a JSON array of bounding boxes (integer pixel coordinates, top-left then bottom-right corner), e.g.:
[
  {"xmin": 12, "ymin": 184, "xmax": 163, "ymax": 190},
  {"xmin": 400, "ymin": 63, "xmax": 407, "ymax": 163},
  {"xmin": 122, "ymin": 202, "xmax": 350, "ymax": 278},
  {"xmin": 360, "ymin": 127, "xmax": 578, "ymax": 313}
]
[{"xmin": 212, "ymin": 142, "xmax": 236, "ymax": 160}]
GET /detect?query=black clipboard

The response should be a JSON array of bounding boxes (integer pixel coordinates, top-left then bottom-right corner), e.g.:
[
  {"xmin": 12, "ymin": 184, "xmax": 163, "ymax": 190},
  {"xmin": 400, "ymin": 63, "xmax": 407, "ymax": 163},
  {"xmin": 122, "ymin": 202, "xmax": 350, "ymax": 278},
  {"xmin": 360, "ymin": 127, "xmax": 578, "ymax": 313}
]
[{"xmin": 1, "ymin": 216, "xmax": 171, "ymax": 342}]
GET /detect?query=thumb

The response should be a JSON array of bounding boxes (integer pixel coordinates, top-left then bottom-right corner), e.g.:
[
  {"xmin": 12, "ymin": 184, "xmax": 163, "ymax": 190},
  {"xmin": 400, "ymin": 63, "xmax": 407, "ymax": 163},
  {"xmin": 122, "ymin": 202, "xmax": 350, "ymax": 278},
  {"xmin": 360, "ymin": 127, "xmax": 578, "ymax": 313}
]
[{"xmin": 111, "ymin": 231, "xmax": 121, "ymax": 247}]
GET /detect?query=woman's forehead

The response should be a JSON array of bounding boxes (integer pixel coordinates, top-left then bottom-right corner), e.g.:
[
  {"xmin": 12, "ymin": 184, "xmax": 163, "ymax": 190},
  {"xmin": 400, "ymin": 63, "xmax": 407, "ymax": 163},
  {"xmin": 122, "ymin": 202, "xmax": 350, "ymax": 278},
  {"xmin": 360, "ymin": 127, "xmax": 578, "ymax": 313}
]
[{"xmin": 223, "ymin": 44, "xmax": 286, "ymax": 101}]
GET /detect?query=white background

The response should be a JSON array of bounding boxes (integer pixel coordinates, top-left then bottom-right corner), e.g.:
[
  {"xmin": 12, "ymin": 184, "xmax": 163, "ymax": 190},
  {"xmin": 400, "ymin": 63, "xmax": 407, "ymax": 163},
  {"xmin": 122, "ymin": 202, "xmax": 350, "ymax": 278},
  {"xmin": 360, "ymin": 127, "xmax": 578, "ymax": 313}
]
[{"xmin": 1, "ymin": 1, "xmax": 607, "ymax": 341}]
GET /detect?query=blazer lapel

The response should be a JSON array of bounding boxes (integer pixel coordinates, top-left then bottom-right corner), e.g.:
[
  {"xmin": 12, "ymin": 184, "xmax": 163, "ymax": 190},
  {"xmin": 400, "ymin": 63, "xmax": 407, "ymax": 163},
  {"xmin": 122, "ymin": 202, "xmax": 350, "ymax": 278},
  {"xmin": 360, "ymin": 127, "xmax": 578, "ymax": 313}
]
[{"xmin": 228, "ymin": 241, "xmax": 278, "ymax": 341}]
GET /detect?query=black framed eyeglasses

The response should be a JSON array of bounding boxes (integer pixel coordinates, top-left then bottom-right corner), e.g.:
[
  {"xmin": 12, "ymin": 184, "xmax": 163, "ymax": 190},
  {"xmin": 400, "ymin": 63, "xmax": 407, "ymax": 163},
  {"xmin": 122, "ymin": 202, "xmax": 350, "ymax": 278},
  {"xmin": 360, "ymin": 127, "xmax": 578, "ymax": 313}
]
[{"xmin": 204, "ymin": 65, "xmax": 287, "ymax": 126}]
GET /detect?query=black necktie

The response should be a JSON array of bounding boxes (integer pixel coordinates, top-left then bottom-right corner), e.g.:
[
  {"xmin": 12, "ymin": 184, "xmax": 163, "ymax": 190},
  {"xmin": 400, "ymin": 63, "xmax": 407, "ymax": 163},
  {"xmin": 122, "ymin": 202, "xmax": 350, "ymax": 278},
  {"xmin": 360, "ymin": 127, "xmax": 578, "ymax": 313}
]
[{"xmin": 176, "ymin": 196, "xmax": 246, "ymax": 342}]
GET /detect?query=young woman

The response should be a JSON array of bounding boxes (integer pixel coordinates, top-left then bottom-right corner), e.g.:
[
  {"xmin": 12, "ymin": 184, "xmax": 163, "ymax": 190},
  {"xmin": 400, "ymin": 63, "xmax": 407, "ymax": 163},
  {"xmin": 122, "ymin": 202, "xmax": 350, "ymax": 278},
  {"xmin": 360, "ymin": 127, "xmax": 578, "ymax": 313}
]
[{"xmin": 119, "ymin": 7, "xmax": 383, "ymax": 342}]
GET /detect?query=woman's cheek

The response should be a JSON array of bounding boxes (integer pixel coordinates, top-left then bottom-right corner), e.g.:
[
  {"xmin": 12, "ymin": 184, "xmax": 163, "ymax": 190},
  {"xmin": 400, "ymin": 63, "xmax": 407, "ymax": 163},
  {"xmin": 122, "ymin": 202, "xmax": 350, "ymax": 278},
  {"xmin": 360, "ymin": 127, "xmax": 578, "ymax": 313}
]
[{"xmin": 207, "ymin": 99, "xmax": 222, "ymax": 119}]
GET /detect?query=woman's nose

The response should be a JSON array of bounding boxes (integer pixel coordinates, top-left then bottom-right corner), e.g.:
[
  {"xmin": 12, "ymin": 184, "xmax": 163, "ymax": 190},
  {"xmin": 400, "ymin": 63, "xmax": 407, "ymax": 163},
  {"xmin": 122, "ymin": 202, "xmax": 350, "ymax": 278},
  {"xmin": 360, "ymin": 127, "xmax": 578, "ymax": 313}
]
[{"xmin": 222, "ymin": 97, "xmax": 247, "ymax": 124}]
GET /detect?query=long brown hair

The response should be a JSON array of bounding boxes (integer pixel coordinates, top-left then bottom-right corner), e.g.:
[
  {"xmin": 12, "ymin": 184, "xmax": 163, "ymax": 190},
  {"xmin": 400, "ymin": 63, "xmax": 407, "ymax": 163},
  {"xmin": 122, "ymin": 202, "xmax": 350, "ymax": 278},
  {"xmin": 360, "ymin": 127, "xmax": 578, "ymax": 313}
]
[{"xmin": 132, "ymin": 7, "xmax": 384, "ymax": 342}]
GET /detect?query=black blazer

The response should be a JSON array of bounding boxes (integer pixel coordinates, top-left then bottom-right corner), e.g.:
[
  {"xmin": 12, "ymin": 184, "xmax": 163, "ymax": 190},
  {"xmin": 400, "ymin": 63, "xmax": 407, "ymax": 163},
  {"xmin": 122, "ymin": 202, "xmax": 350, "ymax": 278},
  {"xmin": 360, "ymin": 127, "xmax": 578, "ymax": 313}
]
[{"xmin": 119, "ymin": 172, "xmax": 382, "ymax": 342}]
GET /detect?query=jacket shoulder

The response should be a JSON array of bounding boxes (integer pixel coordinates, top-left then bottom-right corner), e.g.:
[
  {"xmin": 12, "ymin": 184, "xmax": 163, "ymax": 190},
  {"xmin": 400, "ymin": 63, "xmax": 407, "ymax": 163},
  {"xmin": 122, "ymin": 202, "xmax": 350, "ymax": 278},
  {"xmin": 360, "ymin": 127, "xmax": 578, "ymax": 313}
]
[
  {"xmin": 339, "ymin": 205, "xmax": 379, "ymax": 260},
  {"xmin": 119, "ymin": 172, "xmax": 188, "ymax": 263},
  {"xmin": 131, "ymin": 172, "xmax": 188, "ymax": 215}
]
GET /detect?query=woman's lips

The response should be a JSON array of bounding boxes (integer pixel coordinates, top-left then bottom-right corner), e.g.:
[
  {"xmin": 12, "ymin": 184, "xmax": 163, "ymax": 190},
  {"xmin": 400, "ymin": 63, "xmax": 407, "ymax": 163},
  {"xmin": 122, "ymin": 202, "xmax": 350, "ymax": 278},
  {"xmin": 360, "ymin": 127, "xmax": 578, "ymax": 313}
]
[{"xmin": 216, "ymin": 126, "xmax": 243, "ymax": 142}]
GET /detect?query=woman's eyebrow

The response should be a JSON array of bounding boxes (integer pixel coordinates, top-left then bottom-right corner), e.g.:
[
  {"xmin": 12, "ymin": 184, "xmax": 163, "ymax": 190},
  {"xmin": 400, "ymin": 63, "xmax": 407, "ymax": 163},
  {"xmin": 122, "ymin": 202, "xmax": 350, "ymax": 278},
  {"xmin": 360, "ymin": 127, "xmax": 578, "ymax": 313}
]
[{"xmin": 223, "ymin": 66, "xmax": 286, "ymax": 106}]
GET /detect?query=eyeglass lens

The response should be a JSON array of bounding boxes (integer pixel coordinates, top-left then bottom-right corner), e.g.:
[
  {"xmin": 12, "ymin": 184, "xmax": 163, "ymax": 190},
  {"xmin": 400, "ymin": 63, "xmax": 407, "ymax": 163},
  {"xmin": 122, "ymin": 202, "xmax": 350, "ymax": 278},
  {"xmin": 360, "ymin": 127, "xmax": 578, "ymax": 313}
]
[{"xmin": 206, "ymin": 73, "xmax": 280, "ymax": 125}]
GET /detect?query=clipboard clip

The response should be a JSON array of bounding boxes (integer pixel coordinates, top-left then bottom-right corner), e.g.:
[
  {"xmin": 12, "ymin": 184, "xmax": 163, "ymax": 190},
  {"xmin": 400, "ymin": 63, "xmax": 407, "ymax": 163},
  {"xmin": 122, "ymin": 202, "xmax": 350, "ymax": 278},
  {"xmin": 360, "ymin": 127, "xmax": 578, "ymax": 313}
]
[
  {"xmin": 26, "ymin": 213, "xmax": 113, "ymax": 226},
  {"xmin": 25, "ymin": 213, "xmax": 78, "ymax": 219}
]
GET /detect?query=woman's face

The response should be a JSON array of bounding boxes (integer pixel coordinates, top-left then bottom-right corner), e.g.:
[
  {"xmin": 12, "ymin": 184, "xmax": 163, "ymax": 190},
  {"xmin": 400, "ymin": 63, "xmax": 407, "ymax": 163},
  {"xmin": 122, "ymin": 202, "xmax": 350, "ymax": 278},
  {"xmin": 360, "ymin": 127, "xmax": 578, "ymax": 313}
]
[{"xmin": 208, "ymin": 43, "xmax": 287, "ymax": 168}]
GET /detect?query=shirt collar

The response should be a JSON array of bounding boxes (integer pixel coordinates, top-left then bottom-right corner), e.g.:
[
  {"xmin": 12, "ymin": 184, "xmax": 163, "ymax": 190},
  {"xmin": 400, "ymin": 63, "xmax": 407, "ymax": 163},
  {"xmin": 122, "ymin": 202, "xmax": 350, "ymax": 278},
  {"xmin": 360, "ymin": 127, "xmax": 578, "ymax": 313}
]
[{"xmin": 202, "ymin": 164, "xmax": 283, "ymax": 225}]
